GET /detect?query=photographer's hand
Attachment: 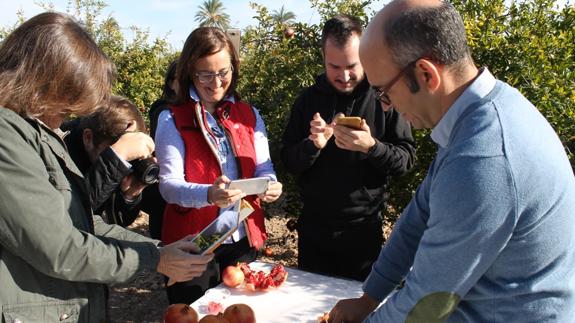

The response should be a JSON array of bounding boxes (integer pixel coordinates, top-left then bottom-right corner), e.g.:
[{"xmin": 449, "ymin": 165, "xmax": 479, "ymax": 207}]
[
  {"xmin": 120, "ymin": 174, "xmax": 147, "ymax": 201},
  {"xmin": 111, "ymin": 132, "xmax": 155, "ymax": 162}
]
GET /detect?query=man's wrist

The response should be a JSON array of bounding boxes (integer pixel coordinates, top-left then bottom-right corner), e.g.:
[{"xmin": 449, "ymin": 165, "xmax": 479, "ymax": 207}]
[{"xmin": 365, "ymin": 139, "xmax": 378, "ymax": 155}]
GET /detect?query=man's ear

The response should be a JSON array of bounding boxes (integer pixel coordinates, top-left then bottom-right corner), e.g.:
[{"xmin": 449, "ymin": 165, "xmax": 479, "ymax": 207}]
[
  {"xmin": 415, "ymin": 58, "xmax": 441, "ymax": 93},
  {"xmin": 82, "ymin": 128, "xmax": 93, "ymax": 150}
]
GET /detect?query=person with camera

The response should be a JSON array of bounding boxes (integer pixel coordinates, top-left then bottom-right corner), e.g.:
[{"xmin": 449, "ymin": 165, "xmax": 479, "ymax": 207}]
[
  {"xmin": 62, "ymin": 95, "xmax": 157, "ymax": 227},
  {"xmin": 0, "ymin": 12, "xmax": 213, "ymax": 322},
  {"xmin": 155, "ymin": 27, "xmax": 283, "ymax": 305}
]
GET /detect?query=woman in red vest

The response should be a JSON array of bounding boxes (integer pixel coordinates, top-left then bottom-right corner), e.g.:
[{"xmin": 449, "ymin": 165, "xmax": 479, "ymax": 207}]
[{"xmin": 155, "ymin": 27, "xmax": 283, "ymax": 304}]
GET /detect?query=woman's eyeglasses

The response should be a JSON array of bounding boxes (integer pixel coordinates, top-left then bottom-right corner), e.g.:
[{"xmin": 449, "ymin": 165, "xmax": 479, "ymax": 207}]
[
  {"xmin": 373, "ymin": 59, "xmax": 418, "ymax": 106},
  {"xmin": 194, "ymin": 66, "xmax": 234, "ymax": 83}
]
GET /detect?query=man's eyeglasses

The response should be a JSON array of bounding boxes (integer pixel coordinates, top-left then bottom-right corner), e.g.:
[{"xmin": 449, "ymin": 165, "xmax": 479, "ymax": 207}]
[
  {"xmin": 194, "ymin": 66, "xmax": 234, "ymax": 83},
  {"xmin": 373, "ymin": 59, "xmax": 418, "ymax": 106}
]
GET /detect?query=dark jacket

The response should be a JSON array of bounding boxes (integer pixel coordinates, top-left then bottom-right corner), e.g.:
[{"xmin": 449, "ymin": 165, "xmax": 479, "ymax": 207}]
[
  {"xmin": 0, "ymin": 107, "xmax": 159, "ymax": 322},
  {"xmin": 62, "ymin": 119, "xmax": 142, "ymax": 227},
  {"xmin": 281, "ymin": 74, "xmax": 416, "ymax": 228},
  {"xmin": 140, "ymin": 99, "xmax": 169, "ymax": 239}
]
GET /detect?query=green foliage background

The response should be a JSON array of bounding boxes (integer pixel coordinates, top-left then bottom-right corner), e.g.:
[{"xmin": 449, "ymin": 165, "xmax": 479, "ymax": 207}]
[{"xmin": 2, "ymin": 0, "xmax": 573, "ymax": 222}]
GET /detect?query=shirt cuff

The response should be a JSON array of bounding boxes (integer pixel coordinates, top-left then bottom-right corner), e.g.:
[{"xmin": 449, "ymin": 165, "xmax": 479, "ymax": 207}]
[
  {"xmin": 366, "ymin": 140, "xmax": 380, "ymax": 157},
  {"xmin": 304, "ymin": 138, "xmax": 321, "ymax": 155},
  {"xmin": 109, "ymin": 146, "xmax": 133, "ymax": 169},
  {"xmin": 123, "ymin": 192, "xmax": 142, "ymax": 205}
]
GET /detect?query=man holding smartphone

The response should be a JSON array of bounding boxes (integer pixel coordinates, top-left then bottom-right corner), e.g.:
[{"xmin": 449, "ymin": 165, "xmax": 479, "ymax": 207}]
[{"xmin": 281, "ymin": 14, "xmax": 416, "ymax": 281}]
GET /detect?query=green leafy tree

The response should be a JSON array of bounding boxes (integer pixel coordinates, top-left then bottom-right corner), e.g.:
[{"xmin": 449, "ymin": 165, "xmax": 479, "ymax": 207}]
[
  {"xmin": 271, "ymin": 5, "xmax": 297, "ymax": 25},
  {"xmin": 0, "ymin": 0, "xmax": 177, "ymax": 126},
  {"xmin": 309, "ymin": 0, "xmax": 372, "ymax": 25},
  {"xmin": 72, "ymin": 0, "xmax": 176, "ymax": 120},
  {"xmin": 238, "ymin": 3, "xmax": 324, "ymax": 215},
  {"xmin": 388, "ymin": 0, "xmax": 575, "ymax": 218},
  {"xmin": 3, "ymin": 0, "xmax": 573, "ymax": 223},
  {"xmin": 240, "ymin": 0, "xmax": 574, "ymax": 222},
  {"xmin": 195, "ymin": 0, "xmax": 231, "ymax": 30}
]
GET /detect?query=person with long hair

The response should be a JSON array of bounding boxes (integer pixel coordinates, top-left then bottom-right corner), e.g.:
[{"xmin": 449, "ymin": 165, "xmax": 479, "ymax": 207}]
[
  {"xmin": 155, "ymin": 27, "xmax": 282, "ymax": 304},
  {"xmin": 0, "ymin": 12, "xmax": 212, "ymax": 321}
]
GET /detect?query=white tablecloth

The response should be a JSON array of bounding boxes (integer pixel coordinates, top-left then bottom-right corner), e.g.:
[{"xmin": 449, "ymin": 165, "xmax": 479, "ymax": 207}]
[{"xmin": 191, "ymin": 261, "xmax": 364, "ymax": 323}]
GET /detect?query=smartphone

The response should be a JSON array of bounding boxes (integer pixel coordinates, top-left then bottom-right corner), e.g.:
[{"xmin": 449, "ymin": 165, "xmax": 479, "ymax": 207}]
[
  {"xmin": 335, "ymin": 116, "xmax": 362, "ymax": 129},
  {"xmin": 226, "ymin": 28, "xmax": 241, "ymax": 55},
  {"xmin": 227, "ymin": 177, "xmax": 270, "ymax": 196}
]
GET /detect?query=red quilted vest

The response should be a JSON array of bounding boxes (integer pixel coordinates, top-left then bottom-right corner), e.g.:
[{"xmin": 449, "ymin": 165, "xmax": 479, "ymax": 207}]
[{"xmin": 161, "ymin": 100, "xmax": 267, "ymax": 249}]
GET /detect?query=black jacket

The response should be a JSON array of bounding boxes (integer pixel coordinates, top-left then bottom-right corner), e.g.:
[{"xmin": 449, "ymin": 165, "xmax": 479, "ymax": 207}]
[
  {"xmin": 62, "ymin": 120, "xmax": 142, "ymax": 227},
  {"xmin": 281, "ymin": 74, "xmax": 416, "ymax": 227}
]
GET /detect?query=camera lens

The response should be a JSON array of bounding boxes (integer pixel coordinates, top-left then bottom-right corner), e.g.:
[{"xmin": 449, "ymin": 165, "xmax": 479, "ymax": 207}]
[{"xmin": 130, "ymin": 157, "xmax": 160, "ymax": 184}]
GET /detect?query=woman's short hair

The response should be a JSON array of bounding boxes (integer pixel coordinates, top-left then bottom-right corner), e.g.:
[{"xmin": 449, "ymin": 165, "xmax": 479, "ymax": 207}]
[
  {"xmin": 175, "ymin": 27, "xmax": 240, "ymax": 104},
  {"xmin": 0, "ymin": 12, "xmax": 114, "ymax": 120},
  {"xmin": 79, "ymin": 95, "xmax": 146, "ymax": 147}
]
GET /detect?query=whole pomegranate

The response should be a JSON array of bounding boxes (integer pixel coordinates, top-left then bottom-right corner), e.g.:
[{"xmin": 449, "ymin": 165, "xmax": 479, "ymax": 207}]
[
  {"xmin": 283, "ymin": 26, "xmax": 295, "ymax": 39},
  {"xmin": 222, "ymin": 265, "xmax": 244, "ymax": 288},
  {"xmin": 223, "ymin": 303, "xmax": 256, "ymax": 323},
  {"xmin": 163, "ymin": 303, "xmax": 199, "ymax": 323},
  {"xmin": 199, "ymin": 314, "xmax": 230, "ymax": 323},
  {"xmin": 263, "ymin": 247, "xmax": 273, "ymax": 257}
]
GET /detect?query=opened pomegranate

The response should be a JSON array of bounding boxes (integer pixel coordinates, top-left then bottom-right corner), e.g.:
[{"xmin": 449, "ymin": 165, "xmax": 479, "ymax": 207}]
[
  {"xmin": 237, "ymin": 263, "xmax": 288, "ymax": 291},
  {"xmin": 163, "ymin": 303, "xmax": 199, "ymax": 323},
  {"xmin": 198, "ymin": 314, "xmax": 230, "ymax": 323},
  {"xmin": 222, "ymin": 265, "xmax": 245, "ymax": 288},
  {"xmin": 223, "ymin": 303, "xmax": 256, "ymax": 323}
]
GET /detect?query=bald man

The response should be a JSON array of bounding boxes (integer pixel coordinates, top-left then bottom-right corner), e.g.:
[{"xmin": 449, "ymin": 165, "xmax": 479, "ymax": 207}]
[{"xmin": 328, "ymin": 1, "xmax": 575, "ymax": 322}]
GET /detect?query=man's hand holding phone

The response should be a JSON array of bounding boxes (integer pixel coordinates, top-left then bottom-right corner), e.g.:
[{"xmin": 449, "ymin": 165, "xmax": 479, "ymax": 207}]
[{"xmin": 332, "ymin": 113, "xmax": 376, "ymax": 153}]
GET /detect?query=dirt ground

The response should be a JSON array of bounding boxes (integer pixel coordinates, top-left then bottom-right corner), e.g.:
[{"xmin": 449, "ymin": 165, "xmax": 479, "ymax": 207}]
[{"xmin": 107, "ymin": 212, "xmax": 299, "ymax": 323}]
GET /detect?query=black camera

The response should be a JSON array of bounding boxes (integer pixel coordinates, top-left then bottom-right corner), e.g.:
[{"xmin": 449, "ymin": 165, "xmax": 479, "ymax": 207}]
[{"xmin": 130, "ymin": 157, "xmax": 160, "ymax": 185}]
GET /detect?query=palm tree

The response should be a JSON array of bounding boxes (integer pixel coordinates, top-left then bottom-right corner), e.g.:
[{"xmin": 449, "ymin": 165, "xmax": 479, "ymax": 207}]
[
  {"xmin": 271, "ymin": 5, "xmax": 296, "ymax": 26},
  {"xmin": 195, "ymin": 0, "xmax": 230, "ymax": 30}
]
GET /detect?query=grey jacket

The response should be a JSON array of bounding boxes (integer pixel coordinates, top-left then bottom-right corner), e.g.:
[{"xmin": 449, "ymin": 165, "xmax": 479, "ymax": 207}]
[{"xmin": 0, "ymin": 107, "xmax": 160, "ymax": 322}]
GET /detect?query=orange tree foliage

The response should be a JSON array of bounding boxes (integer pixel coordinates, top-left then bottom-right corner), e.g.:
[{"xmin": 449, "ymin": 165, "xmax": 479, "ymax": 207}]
[{"xmin": 238, "ymin": 0, "xmax": 575, "ymax": 220}]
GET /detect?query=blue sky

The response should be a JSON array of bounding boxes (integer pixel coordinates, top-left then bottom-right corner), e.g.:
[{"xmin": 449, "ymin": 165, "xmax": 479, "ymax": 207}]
[{"xmin": 1, "ymin": 0, "xmax": 386, "ymax": 50}]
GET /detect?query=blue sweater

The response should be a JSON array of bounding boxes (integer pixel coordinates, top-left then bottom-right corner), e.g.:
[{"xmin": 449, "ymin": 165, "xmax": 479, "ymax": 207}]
[{"xmin": 363, "ymin": 69, "xmax": 575, "ymax": 322}]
